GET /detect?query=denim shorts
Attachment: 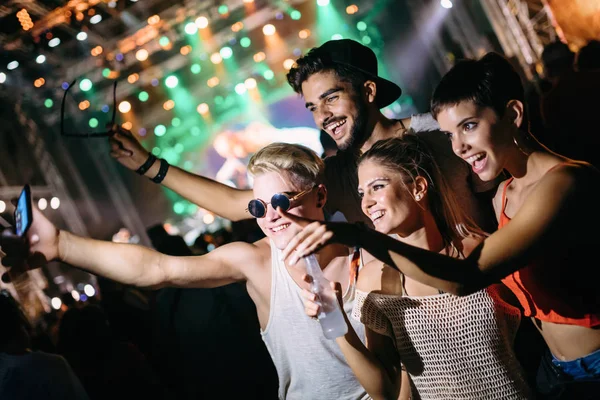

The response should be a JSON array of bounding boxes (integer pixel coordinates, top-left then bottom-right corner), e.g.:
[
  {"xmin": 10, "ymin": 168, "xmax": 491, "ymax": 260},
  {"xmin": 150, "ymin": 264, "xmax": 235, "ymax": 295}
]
[
  {"xmin": 552, "ymin": 347, "xmax": 600, "ymax": 379},
  {"xmin": 537, "ymin": 348, "xmax": 600, "ymax": 399}
]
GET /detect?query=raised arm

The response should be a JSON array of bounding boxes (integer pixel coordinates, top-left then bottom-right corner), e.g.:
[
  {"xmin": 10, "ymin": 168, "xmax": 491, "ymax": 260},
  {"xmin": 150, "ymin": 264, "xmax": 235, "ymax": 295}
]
[
  {"xmin": 281, "ymin": 166, "xmax": 594, "ymax": 295},
  {"xmin": 2, "ymin": 206, "xmax": 253, "ymax": 289},
  {"xmin": 108, "ymin": 127, "xmax": 253, "ymax": 221}
]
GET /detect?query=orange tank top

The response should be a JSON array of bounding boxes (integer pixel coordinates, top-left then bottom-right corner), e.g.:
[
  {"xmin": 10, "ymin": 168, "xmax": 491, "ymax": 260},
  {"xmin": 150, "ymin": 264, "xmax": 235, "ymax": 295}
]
[{"xmin": 498, "ymin": 170, "xmax": 600, "ymax": 327}]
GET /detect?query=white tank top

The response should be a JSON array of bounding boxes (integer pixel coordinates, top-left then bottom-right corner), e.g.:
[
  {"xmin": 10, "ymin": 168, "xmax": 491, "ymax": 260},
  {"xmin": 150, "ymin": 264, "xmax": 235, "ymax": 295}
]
[
  {"xmin": 353, "ymin": 285, "xmax": 532, "ymax": 399},
  {"xmin": 261, "ymin": 244, "xmax": 370, "ymax": 400}
]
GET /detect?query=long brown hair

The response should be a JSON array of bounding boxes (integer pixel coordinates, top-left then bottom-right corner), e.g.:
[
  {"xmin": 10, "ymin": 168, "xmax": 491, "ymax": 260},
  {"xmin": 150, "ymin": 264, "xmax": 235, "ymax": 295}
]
[{"xmin": 358, "ymin": 135, "xmax": 485, "ymax": 257}]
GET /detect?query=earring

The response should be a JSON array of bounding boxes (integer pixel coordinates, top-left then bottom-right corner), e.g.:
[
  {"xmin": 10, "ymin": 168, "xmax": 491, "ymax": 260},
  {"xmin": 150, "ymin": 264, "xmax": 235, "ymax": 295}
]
[{"xmin": 415, "ymin": 194, "xmax": 422, "ymax": 201}]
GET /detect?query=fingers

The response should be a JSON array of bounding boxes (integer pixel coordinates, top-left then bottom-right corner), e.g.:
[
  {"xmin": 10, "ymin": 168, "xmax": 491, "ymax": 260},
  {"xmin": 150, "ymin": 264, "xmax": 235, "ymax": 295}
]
[
  {"xmin": 301, "ymin": 289, "xmax": 321, "ymax": 318},
  {"xmin": 282, "ymin": 221, "xmax": 324, "ymax": 262},
  {"xmin": 277, "ymin": 207, "xmax": 313, "ymax": 228},
  {"xmin": 287, "ymin": 225, "xmax": 332, "ymax": 266}
]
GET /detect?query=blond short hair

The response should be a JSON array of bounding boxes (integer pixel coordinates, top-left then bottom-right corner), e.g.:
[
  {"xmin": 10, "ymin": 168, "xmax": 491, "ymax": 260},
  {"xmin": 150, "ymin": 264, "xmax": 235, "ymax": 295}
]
[{"xmin": 248, "ymin": 142, "xmax": 324, "ymax": 190}]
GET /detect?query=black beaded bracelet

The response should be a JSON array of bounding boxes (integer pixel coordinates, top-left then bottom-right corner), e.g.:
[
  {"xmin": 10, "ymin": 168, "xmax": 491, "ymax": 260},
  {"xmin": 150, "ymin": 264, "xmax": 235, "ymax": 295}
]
[
  {"xmin": 151, "ymin": 158, "xmax": 169, "ymax": 184},
  {"xmin": 136, "ymin": 154, "xmax": 157, "ymax": 175}
]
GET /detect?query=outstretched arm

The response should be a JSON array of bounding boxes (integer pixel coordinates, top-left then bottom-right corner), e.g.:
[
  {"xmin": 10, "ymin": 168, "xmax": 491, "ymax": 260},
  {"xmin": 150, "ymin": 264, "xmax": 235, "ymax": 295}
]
[
  {"xmin": 109, "ymin": 127, "xmax": 253, "ymax": 221},
  {"xmin": 280, "ymin": 166, "xmax": 590, "ymax": 295},
  {"xmin": 2, "ymin": 206, "xmax": 252, "ymax": 289}
]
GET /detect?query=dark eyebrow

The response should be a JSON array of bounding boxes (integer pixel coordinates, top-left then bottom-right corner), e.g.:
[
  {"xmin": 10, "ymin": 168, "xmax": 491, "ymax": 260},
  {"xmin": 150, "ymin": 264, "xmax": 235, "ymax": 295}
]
[
  {"xmin": 305, "ymin": 87, "xmax": 343, "ymax": 109},
  {"xmin": 455, "ymin": 116, "xmax": 477, "ymax": 128},
  {"xmin": 358, "ymin": 177, "xmax": 390, "ymax": 191}
]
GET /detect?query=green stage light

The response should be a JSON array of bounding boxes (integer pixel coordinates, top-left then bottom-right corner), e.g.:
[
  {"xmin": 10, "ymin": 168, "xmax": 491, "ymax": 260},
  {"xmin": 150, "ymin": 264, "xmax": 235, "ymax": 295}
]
[
  {"xmin": 218, "ymin": 5, "xmax": 228, "ymax": 14},
  {"xmin": 362, "ymin": 35, "xmax": 372, "ymax": 45},
  {"xmin": 357, "ymin": 21, "xmax": 367, "ymax": 31},
  {"xmin": 171, "ymin": 117, "xmax": 181, "ymax": 127},
  {"xmin": 152, "ymin": 147, "xmax": 161, "ymax": 156},
  {"xmin": 102, "ymin": 68, "xmax": 111, "ymax": 78},
  {"xmin": 184, "ymin": 22, "xmax": 198, "ymax": 35},
  {"xmin": 154, "ymin": 124, "xmax": 167, "ymax": 136},
  {"xmin": 159, "ymin": 36, "xmax": 170, "ymax": 47},
  {"xmin": 44, "ymin": 99, "xmax": 53, "ymax": 108},
  {"xmin": 138, "ymin": 91, "xmax": 149, "ymax": 102},
  {"xmin": 89, "ymin": 118, "xmax": 99, "ymax": 128},
  {"xmin": 331, "ymin": 33, "xmax": 343, "ymax": 40},
  {"xmin": 290, "ymin": 10, "xmax": 301, "ymax": 20},
  {"xmin": 263, "ymin": 70, "xmax": 274, "ymax": 80},
  {"xmin": 174, "ymin": 143, "xmax": 184, "ymax": 152},
  {"xmin": 190, "ymin": 63, "xmax": 201, "ymax": 74},
  {"xmin": 220, "ymin": 46, "xmax": 233, "ymax": 59},
  {"xmin": 173, "ymin": 202, "xmax": 186, "ymax": 214},
  {"xmin": 235, "ymin": 83, "xmax": 246, "ymax": 95},
  {"xmin": 79, "ymin": 79, "xmax": 92, "ymax": 92},
  {"xmin": 240, "ymin": 37, "xmax": 251, "ymax": 48},
  {"xmin": 191, "ymin": 126, "xmax": 201, "ymax": 136}
]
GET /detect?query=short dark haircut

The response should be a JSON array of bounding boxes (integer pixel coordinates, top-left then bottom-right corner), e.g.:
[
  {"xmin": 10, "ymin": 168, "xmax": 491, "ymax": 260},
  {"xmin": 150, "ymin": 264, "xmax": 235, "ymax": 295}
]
[
  {"xmin": 286, "ymin": 47, "xmax": 370, "ymax": 96},
  {"xmin": 431, "ymin": 52, "xmax": 528, "ymax": 130},
  {"xmin": 541, "ymin": 40, "xmax": 575, "ymax": 78}
]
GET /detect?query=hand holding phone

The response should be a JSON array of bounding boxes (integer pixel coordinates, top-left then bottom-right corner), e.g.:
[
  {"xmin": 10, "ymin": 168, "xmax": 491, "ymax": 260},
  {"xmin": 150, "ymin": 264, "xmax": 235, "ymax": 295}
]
[{"xmin": 14, "ymin": 184, "xmax": 33, "ymax": 237}]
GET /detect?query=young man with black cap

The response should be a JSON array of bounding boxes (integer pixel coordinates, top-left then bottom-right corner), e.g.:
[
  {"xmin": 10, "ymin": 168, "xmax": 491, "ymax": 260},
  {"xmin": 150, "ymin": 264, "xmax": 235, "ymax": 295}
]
[{"xmin": 109, "ymin": 39, "xmax": 496, "ymax": 231}]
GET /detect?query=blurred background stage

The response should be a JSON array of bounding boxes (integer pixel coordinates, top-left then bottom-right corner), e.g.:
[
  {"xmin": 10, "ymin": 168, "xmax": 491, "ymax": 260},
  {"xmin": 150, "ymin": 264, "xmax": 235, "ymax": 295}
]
[{"xmin": 0, "ymin": 0, "xmax": 597, "ymax": 311}]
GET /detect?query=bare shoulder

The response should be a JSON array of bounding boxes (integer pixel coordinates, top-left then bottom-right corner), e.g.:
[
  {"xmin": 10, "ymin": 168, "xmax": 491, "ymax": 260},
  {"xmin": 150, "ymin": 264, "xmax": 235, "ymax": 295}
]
[
  {"xmin": 211, "ymin": 238, "xmax": 270, "ymax": 267},
  {"xmin": 357, "ymin": 259, "xmax": 402, "ymax": 295},
  {"xmin": 492, "ymin": 177, "xmax": 511, "ymax": 215}
]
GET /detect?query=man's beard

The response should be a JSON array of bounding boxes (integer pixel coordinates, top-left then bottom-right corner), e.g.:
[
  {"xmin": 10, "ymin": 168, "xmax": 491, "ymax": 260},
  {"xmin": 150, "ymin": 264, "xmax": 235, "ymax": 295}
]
[{"xmin": 337, "ymin": 97, "xmax": 368, "ymax": 152}]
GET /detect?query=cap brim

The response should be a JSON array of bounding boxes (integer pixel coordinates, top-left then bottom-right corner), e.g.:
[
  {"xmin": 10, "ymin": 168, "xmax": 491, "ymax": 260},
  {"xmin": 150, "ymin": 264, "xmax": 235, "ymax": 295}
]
[{"xmin": 374, "ymin": 77, "xmax": 402, "ymax": 108}]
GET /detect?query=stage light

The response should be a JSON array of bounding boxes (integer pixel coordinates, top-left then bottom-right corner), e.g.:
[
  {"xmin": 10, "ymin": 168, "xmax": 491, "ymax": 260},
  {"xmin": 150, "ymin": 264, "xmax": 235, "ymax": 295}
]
[
  {"xmin": 231, "ymin": 22, "xmax": 244, "ymax": 32},
  {"xmin": 34, "ymin": 78, "xmax": 45, "ymax": 88},
  {"xmin": 190, "ymin": 64, "xmax": 201, "ymax": 74},
  {"xmin": 263, "ymin": 70, "xmax": 274, "ymax": 80},
  {"xmin": 7, "ymin": 61, "xmax": 19, "ymax": 70},
  {"xmin": 180, "ymin": 45, "xmax": 192, "ymax": 55},
  {"xmin": 299, "ymin": 29, "xmax": 311, "ymax": 39},
  {"xmin": 127, "ymin": 73, "xmax": 139, "ymax": 83},
  {"xmin": 220, "ymin": 46, "xmax": 233, "ymax": 59},
  {"xmin": 165, "ymin": 75, "xmax": 178, "ymax": 88},
  {"xmin": 50, "ymin": 197, "xmax": 60, "ymax": 209},
  {"xmin": 136, "ymin": 49, "xmax": 149, "ymax": 61},
  {"xmin": 357, "ymin": 21, "xmax": 367, "ymax": 31},
  {"xmin": 253, "ymin": 52, "xmax": 266, "ymax": 62},
  {"xmin": 36, "ymin": 55, "xmax": 46, "ymax": 64},
  {"xmin": 78, "ymin": 100, "xmax": 90, "ymax": 110},
  {"xmin": 51, "ymin": 297, "xmax": 62, "ymax": 310},
  {"xmin": 171, "ymin": 117, "xmax": 181, "ymax": 127},
  {"xmin": 38, "ymin": 198, "xmax": 47, "ymax": 210},
  {"xmin": 331, "ymin": 34, "xmax": 343, "ymax": 40},
  {"xmin": 185, "ymin": 22, "xmax": 198, "ymax": 35},
  {"xmin": 210, "ymin": 53, "xmax": 222, "ymax": 64},
  {"xmin": 0, "ymin": 73, "xmax": 5, "ymax": 84},
  {"xmin": 138, "ymin": 91, "xmax": 149, "ymax": 102},
  {"xmin": 76, "ymin": 32, "xmax": 88, "ymax": 41},
  {"xmin": 245, "ymin": 78, "xmax": 257, "ymax": 89},
  {"xmin": 44, "ymin": 99, "xmax": 53, "ymax": 108},
  {"xmin": 218, "ymin": 5, "xmax": 229, "ymax": 15},
  {"xmin": 71, "ymin": 290, "xmax": 80, "ymax": 301},
  {"xmin": 197, "ymin": 103, "xmax": 209, "ymax": 114},
  {"xmin": 240, "ymin": 37, "xmax": 251, "ymax": 48},
  {"xmin": 48, "ymin": 38, "xmax": 61, "ymax": 47},
  {"xmin": 148, "ymin": 15, "xmax": 160, "ymax": 25},
  {"xmin": 362, "ymin": 36, "xmax": 372, "ymax": 45},
  {"xmin": 89, "ymin": 118, "xmax": 98, "ymax": 128},
  {"xmin": 283, "ymin": 59, "xmax": 295, "ymax": 70},
  {"xmin": 0, "ymin": 201, "xmax": 5, "ymax": 213},
  {"xmin": 84, "ymin": 284, "xmax": 96, "ymax": 297},
  {"xmin": 317, "ymin": 0, "xmax": 330, "ymax": 6},
  {"xmin": 154, "ymin": 125, "xmax": 167, "ymax": 136},
  {"xmin": 262, "ymin": 24, "xmax": 276, "ymax": 36},
  {"xmin": 441, "ymin": 0, "xmax": 453, "ymax": 8},
  {"xmin": 291, "ymin": 10, "xmax": 301, "ymax": 20},
  {"xmin": 235, "ymin": 83, "xmax": 247, "ymax": 94},
  {"xmin": 90, "ymin": 15, "xmax": 102, "ymax": 24},
  {"xmin": 207, "ymin": 77, "xmax": 219, "ymax": 87},
  {"xmin": 163, "ymin": 100, "xmax": 175, "ymax": 110},
  {"xmin": 122, "ymin": 121, "xmax": 132, "ymax": 130},
  {"xmin": 203, "ymin": 213, "xmax": 215, "ymax": 224},
  {"xmin": 195, "ymin": 16, "xmax": 208, "ymax": 29},
  {"xmin": 79, "ymin": 79, "xmax": 92, "ymax": 91},
  {"xmin": 346, "ymin": 5, "xmax": 359, "ymax": 14},
  {"xmin": 118, "ymin": 101, "xmax": 131, "ymax": 113}
]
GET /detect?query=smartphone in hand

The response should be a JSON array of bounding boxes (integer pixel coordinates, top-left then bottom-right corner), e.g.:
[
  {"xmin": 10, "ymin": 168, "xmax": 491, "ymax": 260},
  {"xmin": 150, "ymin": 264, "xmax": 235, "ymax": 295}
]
[{"xmin": 14, "ymin": 184, "xmax": 32, "ymax": 237}]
